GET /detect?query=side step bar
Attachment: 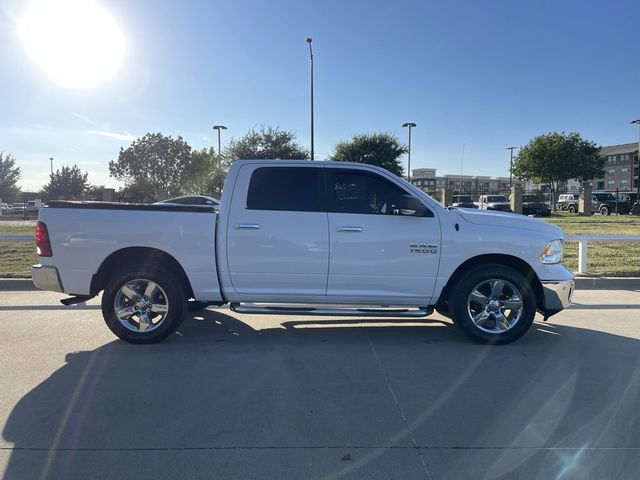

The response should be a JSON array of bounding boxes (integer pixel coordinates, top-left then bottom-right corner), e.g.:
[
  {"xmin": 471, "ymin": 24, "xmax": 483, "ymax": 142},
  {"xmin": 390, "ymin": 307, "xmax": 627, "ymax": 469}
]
[{"xmin": 230, "ymin": 303, "xmax": 433, "ymax": 318}]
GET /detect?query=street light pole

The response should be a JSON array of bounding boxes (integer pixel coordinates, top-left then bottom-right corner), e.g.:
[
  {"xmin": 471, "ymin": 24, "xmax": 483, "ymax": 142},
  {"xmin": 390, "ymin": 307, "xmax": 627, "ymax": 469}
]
[
  {"xmin": 507, "ymin": 147, "xmax": 517, "ymax": 189},
  {"xmin": 49, "ymin": 157, "xmax": 53, "ymax": 175},
  {"xmin": 306, "ymin": 37, "xmax": 314, "ymax": 161},
  {"xmin": 212, "ymin": 125, "xmax": 227, "ymax": 155},
  {"xmin": 631, "ymin": 120, "xmax": 640, "ymax": 215},
  {"xmin": 402, "ymin": 122, "xmax": 416, "ymax": 182}
]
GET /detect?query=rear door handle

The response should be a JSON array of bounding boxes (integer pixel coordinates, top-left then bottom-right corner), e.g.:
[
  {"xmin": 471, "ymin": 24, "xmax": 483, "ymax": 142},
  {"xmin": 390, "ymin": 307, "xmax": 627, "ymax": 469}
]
[
  {"xmin": 338, "ymin": 226, "xmax": 363, "ymax": 232},
  {"xmin": 236, "ymin": 223, "xmax": 260, "ymax": 229}
]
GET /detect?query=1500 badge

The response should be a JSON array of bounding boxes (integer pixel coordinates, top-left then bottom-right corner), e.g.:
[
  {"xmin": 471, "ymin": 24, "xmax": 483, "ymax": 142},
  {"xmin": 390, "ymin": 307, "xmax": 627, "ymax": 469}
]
[{"xmin": 410, "ymin": 244, "xmax": 438, "ymax": 254}]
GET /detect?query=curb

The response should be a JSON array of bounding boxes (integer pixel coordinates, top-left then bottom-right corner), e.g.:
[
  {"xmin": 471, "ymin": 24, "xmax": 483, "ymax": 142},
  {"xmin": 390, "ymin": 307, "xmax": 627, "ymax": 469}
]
[
  {"xmin": 0, "ymin": 278, "xmax": 36, "ymax": 291},
  {"xmin": 2, "ymin": 277, "xmax": 640, "ymax": 292},
  {"xmin": 573, "ymin": 277, "xmax": 640, "ymax": 290}
]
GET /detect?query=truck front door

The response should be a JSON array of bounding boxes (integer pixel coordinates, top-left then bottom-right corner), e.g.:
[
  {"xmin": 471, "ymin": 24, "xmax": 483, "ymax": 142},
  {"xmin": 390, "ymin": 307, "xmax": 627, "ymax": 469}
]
[{"xmin": 325, "ymin": 167, "xmax": 441, "ymax": 305}]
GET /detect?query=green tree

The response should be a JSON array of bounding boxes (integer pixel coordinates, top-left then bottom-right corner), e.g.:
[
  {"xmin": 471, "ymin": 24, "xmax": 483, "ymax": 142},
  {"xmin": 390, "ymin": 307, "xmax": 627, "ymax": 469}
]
[
  {"xmin": 85, "ymin": 184, "xmax": 106, "ymax": 200},
  {"xmin": 224, "ymin": 126, "xmax": 309, "ymax": 160},
  {"xmin": 182, "ymin": 147, "xmax": 230, "ymax": 195},
  {"xmin": 0, "ymin": 152, "xmax": 21, "ymax": 201},
  {"xmin": 109, "ymin": 133, "xmax": 193, "ymax": 198},
  {"xmin": 41, "ymin": 165, "xmax": 89, "ymax": 199},
  {"xmin": 512, "ymin": 132, "xmax": 604, "ymax": 209},
  {"xmin": 330, "ymin": 133, "xmax": 407, "ymax": 177}
]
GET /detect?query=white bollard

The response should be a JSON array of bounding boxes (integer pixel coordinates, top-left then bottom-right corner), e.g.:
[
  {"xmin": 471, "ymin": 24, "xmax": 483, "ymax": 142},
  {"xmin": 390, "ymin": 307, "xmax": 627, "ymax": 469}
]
[{"xmin": 578, "ymin": 240, "xmax": 588, "ymax": 274}]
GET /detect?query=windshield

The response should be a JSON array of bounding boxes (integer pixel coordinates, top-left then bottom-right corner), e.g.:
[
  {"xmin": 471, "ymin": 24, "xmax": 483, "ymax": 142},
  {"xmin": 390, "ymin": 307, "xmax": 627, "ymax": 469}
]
[
  {"xmin": 486, "ymin": 196, "xmax": 508, "ymax": 203},
  {"xmin": 453, "ymin": 196, "xmax": 472, "ymax": 202}
]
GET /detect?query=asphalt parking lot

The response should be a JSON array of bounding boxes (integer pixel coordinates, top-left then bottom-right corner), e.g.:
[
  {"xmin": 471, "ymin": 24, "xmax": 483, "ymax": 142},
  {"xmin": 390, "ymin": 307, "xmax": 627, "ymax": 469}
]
[{"xmin": 1, "ymin": 288, "xmax": 639, "ymax": 480}]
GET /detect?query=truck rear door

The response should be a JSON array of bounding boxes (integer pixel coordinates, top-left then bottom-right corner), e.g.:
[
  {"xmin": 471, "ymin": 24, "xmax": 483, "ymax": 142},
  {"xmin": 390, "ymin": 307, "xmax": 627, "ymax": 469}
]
[{"xmin": 225, "ymin": 164, "xmax": 329, "ymax": 298}]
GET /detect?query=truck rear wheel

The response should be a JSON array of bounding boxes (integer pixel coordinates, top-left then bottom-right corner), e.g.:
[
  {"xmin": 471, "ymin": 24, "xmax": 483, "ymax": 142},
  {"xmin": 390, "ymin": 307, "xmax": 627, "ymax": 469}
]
[
  {"xmin": 449, "ymin": 265, "xmax": 536, "ymax": 344},
  {"xmin": 101, "ymin": 265, "xmax": 187, "ymax": 344}
]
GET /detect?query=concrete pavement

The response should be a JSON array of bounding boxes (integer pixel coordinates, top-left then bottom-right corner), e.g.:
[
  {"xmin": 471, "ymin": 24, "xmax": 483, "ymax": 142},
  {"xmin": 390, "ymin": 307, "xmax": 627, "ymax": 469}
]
[{"xmin": 1, "ymin": 289, "xmax": 639, "ymax": 479}]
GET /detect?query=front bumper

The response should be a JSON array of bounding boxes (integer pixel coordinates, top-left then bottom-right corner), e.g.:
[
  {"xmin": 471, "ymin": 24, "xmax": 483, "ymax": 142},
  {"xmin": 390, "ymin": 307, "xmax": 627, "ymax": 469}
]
[
  {"xmin": 541, "ymin": 279, "xmax": 574, "ymax": 314},
  {"xmin": 31, "ymin": 264, "xmax": 64, "ymax": 293}
]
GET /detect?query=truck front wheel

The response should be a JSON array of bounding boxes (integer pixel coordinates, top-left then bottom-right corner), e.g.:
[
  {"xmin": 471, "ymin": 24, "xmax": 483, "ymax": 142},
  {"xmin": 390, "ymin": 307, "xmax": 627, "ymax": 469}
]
[
  {"xmin": 449, "ymin": 265, "xmax": 536, "ymax": 344},
  {"xmin": 101, "ymin": 265, "xmax": 187, "ymax": 344}
]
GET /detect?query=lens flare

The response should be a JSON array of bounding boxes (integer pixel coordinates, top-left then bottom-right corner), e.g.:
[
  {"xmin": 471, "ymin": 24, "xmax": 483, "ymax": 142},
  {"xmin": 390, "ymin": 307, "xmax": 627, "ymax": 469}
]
[{"xmin": 18, "ymin": 0, "xmax": 125, "ymax": 88}]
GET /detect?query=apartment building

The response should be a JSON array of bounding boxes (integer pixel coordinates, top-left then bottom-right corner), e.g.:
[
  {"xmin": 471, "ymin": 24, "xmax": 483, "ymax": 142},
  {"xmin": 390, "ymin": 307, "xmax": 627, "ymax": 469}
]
[
  {"xmin": 594, "ymin": 143, "xmax": 639, "ymax": 192},
  {"xmin": 411, "ymin": 169, "xmax": 521, "ymax": 194}
]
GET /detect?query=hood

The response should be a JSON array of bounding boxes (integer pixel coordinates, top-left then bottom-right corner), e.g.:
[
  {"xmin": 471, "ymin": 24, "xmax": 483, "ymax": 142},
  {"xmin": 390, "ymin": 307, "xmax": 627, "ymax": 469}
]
[{"xmin": 457, "ymin": 208, "xmax": 563, "ymax": 237}]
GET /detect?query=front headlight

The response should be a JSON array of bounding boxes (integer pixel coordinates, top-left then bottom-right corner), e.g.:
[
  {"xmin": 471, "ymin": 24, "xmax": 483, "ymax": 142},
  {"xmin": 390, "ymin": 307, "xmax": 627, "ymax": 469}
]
[{"xmin": 540, "ymin": 239, "xmax": 564, "ymax": 264}]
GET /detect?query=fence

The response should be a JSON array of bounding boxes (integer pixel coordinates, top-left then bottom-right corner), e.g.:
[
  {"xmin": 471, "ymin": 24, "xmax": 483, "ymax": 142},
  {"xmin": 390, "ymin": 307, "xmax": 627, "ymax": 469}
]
[{"xmin": 566, "ymin": 234, "xmax": 640, "ymax": 274}]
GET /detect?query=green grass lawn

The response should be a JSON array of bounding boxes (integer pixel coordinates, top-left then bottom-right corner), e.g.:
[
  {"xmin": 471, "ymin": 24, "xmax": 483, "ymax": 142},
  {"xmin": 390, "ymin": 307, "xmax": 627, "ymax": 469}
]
[
  {"xmin": 545, "ymin": 212, "xmax": 640, "ymax": 276},
  {"xmin": 1, "ymin": 215, "xmax": 639, "ymax": 278},
  {"xmin": 0, "ymin": 221, "xmax": 37, "ymax": 278}
]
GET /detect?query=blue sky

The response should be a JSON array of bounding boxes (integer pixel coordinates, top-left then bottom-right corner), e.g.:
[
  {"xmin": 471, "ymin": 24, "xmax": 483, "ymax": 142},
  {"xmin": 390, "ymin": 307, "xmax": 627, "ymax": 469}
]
[{"xmin": 1, "ymin": 0, "xmax": 638, "ymax": 191}]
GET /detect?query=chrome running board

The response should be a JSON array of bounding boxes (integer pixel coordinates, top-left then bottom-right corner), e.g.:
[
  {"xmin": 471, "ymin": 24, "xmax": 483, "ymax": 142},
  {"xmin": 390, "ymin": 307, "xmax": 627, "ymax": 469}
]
[{"xmin": 230, "ymin": 303, "xmax": 433, "ymax": 318}]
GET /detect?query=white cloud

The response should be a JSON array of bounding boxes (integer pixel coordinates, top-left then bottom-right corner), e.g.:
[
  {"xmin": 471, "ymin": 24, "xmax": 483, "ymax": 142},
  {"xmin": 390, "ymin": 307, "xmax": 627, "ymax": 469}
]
[
  {"xmin": 71, "ymin": 112, "xmax": 95, "ymax": 125},
  {"xmin": 86, "ymin": 129, "xmax": 136, "ymax": 141}
]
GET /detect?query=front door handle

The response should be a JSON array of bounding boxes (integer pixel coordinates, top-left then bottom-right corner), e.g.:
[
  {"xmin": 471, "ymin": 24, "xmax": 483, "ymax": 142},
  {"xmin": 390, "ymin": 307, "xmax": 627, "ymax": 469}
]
[
  {"xmin": 236, "ymin": 223, "xmax": 260, "ymax": 229},
  {"xmin": 338, "ymin": 226, "xmax": 363, "ymax": 232}
]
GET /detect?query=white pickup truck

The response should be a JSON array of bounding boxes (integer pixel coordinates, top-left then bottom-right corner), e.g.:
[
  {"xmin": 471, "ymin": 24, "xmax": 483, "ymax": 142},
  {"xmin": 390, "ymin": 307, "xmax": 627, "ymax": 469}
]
[
  {"xmin": 474, "ymin": 194, "xmax": 512, "ymax": 212},
  {"xmin": 32, "ymin": 160, "xmax": 573, "ymax": 345}
]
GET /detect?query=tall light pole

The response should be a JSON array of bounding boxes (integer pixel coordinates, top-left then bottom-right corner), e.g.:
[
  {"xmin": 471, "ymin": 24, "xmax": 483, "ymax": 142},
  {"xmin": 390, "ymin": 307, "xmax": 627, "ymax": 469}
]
[
  {"xmin": 507, "ymin": 146, "xmax": 517, "ymax": 188},
  {"xmin": 631, "ymin": 119, "xmax": 640, "ymax": 214},
  {"xmin": 49, "ymin": 157, "xmax": 53, "ymax": 175},
  {"xmin": 212, "ymin": 125, "xmax": 227, "ymax": 155},
  {"xmin": 306, "ymin": 37, "xmax": 314, "ymax": 161},
  {"xmin": 402, "ymin": 123, "xmax": 416, "ymax": 182}
]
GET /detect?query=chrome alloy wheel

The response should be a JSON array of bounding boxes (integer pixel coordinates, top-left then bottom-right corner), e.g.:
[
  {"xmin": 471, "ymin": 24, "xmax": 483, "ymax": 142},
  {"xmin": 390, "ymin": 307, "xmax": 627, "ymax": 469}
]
[
  {"xmin": 466, "ymin": 279, "xmax": 524, "ymax": 334},
  {"xmin": 113, "ymin": 279, "xmax": 169, "ymax": 333}
]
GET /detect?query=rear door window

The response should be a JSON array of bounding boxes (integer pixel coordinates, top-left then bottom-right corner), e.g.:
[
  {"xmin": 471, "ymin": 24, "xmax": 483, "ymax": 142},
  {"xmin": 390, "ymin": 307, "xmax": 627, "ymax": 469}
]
[{"xmin": 246, "ymin": 166, "xmax": 324, "ymax": 212}]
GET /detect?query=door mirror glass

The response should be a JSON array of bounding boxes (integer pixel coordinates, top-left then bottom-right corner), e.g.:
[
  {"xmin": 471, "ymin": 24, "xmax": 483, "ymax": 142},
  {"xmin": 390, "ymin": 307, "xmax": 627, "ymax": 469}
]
[{"xmin": 395, "ymin": 195, "xmax": 427, "ymax": 216}]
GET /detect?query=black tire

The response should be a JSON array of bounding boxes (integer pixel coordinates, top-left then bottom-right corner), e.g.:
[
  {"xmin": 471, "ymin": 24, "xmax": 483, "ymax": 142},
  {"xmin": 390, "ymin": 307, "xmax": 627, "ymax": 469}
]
[
  {"xmin": 101, "ymin": 265, "xmax": 187, "ymax": 344},
  {"xmin": 568, "ymin": 204, "xmax": 576, "ymax": 213},
  {"xmin": 448, "ymin": 265, "xmax": 536, "ymax": 345},
  {"xmin": 600, "ymin": 206, "xmax": 610, "ymax": 216}
]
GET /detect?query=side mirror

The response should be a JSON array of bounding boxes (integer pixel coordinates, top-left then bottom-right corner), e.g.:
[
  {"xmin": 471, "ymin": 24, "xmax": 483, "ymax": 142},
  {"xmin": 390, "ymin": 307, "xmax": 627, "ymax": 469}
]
[{"xmin": 395, "ymin": 195, "xmax": 429, "ymax": 216}]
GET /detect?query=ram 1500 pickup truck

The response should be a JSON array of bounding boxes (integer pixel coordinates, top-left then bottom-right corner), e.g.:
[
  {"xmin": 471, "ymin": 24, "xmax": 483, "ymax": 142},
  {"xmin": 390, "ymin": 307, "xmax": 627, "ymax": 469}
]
[{"xmin": 32, "ymin": 160, "xmax": 573, "ymax": 345}]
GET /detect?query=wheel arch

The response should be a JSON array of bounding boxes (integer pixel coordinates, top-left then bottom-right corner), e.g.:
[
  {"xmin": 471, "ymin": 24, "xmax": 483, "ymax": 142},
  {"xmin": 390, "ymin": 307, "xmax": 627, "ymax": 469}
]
[
  {"xmin": 90, "ymin": 247, "xmax": 194, "ymax": 298},
  {"xmin": 437, "ymin": 254, "xmax": 544, "ymax": 312}
]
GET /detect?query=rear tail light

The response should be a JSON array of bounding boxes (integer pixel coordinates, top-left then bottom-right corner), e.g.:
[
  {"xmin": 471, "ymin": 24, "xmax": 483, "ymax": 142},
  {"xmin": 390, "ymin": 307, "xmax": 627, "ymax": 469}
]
[{"xmin": 36, "ymin": 221, "xmax": 53, "ymax": 257}]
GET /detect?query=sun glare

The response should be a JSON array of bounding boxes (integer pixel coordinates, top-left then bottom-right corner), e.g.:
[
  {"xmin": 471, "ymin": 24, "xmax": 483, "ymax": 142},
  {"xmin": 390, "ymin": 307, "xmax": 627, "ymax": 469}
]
[{"xmin": 18, "ymin": 0, "xmax": 125, "ymax": 88}]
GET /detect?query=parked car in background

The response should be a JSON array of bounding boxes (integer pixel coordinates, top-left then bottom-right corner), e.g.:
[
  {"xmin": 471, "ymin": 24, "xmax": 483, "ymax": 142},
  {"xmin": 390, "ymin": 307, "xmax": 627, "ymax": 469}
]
[
  {"xmin": 1, "ymin": 202, "xmax": 10, "ymax": 214},
  {"xmin": 451, "ymin": 195, "xmax": 478, "ymax": 209},
  {"xmin": 557, "ymin": 193, "xmax": 579, "ymax": 212},
  {"xmin": 474, "ymin": 195, "xmax": 512, "ymax": 212},
  {"xmin": 27, "ymin": 200, "xmax": 43, "ymax": 218},
  {"xmin": 557, "ymin": 192, "xmax": 630, "ymax": 215},
  {"xmin": 155, "ymin": 195, "xmax": 220, "ymax": 208},
  {"xmin": 10, "ymin": 203, "xmax": 26, "ymax": 215},
  {"xmin": 522, "ymin": 194, "xmax": 551, "ymax": 216},
  {"xmin": 592, "ymin": 192, "xmax": 629, "ymax": 215}
]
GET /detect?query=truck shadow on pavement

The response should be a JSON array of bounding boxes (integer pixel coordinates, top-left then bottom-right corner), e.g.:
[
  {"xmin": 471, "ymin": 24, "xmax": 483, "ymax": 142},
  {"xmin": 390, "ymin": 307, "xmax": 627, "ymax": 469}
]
[{"xmin": 3, "ymin": 309, "xmax": 640, "ymax": 480}]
